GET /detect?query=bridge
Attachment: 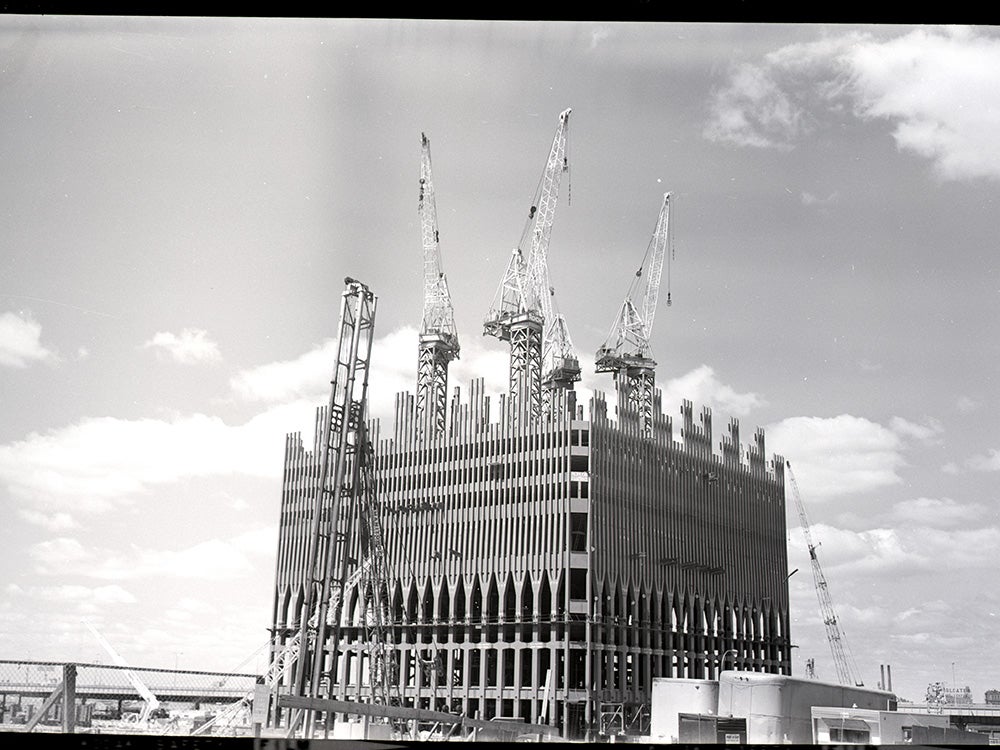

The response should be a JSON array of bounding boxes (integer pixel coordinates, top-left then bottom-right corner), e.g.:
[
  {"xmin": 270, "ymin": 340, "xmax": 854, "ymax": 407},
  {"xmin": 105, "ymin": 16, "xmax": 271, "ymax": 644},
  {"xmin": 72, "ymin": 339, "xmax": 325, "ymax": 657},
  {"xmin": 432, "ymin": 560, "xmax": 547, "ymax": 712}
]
[
  {"xmin": 0, "ymin": 680, "xmax": 250, "ymax": 705},
  {"xmin": 0, "ymin": 660, "xmax": 259, "ymax": 709}
]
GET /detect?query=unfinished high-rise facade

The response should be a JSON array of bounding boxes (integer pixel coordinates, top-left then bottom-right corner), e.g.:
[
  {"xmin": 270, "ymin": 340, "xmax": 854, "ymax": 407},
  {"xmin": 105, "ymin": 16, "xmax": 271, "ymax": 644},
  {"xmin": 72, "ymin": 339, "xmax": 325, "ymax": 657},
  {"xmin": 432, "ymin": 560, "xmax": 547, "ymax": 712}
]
[
  {"xmin": 270, "ymin": 113, "xmax": 790, "ymax": 740},
  {"xmin": 270, "ymin": 382, "xmax": 791, "ymax": 739}
]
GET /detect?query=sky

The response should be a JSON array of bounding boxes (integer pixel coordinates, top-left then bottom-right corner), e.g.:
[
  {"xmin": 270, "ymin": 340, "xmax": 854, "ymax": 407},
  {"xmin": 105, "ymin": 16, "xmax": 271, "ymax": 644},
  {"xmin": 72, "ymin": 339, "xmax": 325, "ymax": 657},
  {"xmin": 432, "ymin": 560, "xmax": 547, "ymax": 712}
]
[{"xmin": 0, "ymin": 17, "xmax": 998, "ymax": 704}]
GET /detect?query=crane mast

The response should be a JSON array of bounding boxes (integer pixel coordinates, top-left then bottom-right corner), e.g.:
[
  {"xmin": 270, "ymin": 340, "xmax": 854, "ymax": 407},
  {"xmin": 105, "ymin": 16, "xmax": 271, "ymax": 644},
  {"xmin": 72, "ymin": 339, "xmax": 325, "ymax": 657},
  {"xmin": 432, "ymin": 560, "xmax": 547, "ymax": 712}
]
[
  {"xmin": 290, "ymin": 278, "xmax": 397, "ymax": 737},
  {"xmin": 484, "ymin": 108, "xmax": 575, "ymax": 426},
  {"xmin": 416, "ymin": 133, "xmax": 459, "ymax": 437},
  {"xmin": 785, "ymin": 460, "xmax": 864, "ymax": 687},
  {"xmin": 596, "ymin": 192, "xmax": 672, "ymax": 435}
]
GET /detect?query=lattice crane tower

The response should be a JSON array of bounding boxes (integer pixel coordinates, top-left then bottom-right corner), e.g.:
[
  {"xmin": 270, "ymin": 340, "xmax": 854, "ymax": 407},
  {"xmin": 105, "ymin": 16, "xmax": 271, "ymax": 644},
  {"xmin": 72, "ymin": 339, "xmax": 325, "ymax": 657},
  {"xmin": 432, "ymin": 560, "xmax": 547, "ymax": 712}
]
[
  {"xmin": 484, "ymin": 108, "xmax": 576, "ymax": 427},
  {"xmin": 289, "ymin": 278, "xmax": 398, "ymax": 736},
  {"xmin": 416, "ymin": 133, "xmax": 459, "ymax": 437},
  {"xmin": 596, "ymin": 192, "xmax": 672, "ymax": 435},
  {"xmin": 786, "ymin": 460, "xmax": 864, "ymax": 687}
]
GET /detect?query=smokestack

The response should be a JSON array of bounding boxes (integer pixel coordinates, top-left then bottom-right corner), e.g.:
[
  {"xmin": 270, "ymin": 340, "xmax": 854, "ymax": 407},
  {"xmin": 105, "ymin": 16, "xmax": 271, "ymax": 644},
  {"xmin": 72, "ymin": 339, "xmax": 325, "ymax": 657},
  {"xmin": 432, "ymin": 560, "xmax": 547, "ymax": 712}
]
[
  {"xmin": 880, "ymin": 665, "xmax": 886, "ymax": 691},
  {"xmin": 887, "ymin": 664, "xmax": 892, "ymax": 692}
]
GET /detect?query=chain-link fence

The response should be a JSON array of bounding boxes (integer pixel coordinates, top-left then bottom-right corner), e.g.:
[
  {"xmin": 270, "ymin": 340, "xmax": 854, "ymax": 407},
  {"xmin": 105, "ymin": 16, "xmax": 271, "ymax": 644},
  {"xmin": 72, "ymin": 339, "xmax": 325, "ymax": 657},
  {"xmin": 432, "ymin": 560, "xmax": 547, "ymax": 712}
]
[{"xmin": 0, "ymin": 659, "xmax": 261, "ymax": 735}]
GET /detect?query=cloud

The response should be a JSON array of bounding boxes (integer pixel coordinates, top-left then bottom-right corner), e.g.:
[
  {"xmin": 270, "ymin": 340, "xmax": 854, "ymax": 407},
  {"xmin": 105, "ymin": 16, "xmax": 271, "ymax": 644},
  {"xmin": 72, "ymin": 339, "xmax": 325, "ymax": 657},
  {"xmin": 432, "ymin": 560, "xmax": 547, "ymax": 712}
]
[
  {"xmin": 0, "ymin": 324, "xmax": 508, "ymax": 517},
  {"xmin": 17, "ymin": 508, "xmax": 79, "ymax": 531},
  {"xmin": 943, "ymin": 447, "xmax": 1000, "ymax": 474},
  {"xmin": 229, "ymin": 339, "xmax": 336, "ymax": 404},
  {"xmin": 30, "ymin": 528, "xmax": 274, "ymax": 581},
  {"xmin": 29, "ymin": 537, "xmax": 92, "ymax": 566},
  {"xmin": 143, "ymin": 328, "xmax": 221, "ymax": 364},
  {"xmin": 889, "ymin": 415, "xmax": 944, "ymax": 444},
  {"xmin": 963, "ymin": 448, "xmax": 1000, "ymax": 472},
  {"xmin": 847, "ymin": 26, "xmax": 1000, "ymax": 181},
  {"xmin": 766, "ymin": 414, "xmax": 905, "ymax": 499},
  {"xmin": 704, "ymin": 26, "xmax": 1000, "ymax": 180},
  {"xmin": 789, "ymin": 519, "xmax": 1000, "ymax": 581},
  {"xmin": 230, "ymin": 325, "xmax": 511, "ymax": 428},
  {"xmin": 889, "ymin": 496, "xmax": 989, "ymax": 529},
  {"xmin": 0, "ymin": 408, "xmax": 303, "ymax": 512},
  {"xmin": 789, "ymin": 523, "xmax": 930, "ymax": 576},
  {"xmin": 0, "ymin": 311, "xmax": 58, "ymax": 367},
  {"xmin": 801, "ymin": 191, "xmax": 839, "ymax": 206},
  {"xmin": 658, "ymin": 364, "xmax": 764, "ymax": 418},
  {"xmin": 956, "ymin": 395, "xmax": 979, "ymax": 413},
  {"xmin": 589, "ymin": 25, "xmax": 612, "ymax": 51},
  {"xmin": 229, "ymin": 332, "xmax": 759, "ymax": 444},
  {"xmin": 9, "ymin": 583, "xmax": 137, "ymax": 606},
  {"xmin": 703, "ymin": 60, "xmax": 811, "ymax": 149}
]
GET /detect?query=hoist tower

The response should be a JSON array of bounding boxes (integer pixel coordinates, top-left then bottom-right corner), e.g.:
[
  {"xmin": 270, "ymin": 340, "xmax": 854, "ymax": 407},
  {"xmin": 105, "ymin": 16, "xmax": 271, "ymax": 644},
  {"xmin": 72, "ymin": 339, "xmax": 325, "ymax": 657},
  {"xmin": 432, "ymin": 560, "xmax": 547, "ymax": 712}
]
[{"xmin": 284, "ymin": 278, "xmax": 398, "ymax": 737}]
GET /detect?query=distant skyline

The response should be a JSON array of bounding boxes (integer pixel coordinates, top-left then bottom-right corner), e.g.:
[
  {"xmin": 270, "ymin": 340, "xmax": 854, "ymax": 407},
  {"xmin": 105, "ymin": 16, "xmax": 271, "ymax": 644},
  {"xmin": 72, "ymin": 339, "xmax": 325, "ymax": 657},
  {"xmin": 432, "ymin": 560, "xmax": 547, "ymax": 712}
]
[{"xmin": 1, "ymin": 17, "xmax": 998, "ymax": 703}]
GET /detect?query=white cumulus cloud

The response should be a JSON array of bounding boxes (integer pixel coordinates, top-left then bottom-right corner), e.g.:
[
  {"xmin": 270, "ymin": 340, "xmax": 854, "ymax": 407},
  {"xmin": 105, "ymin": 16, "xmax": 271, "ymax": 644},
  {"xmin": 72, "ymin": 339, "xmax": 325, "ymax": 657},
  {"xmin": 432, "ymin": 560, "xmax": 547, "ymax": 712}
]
[
  {"xmin": 704, "ymin": 59, "xmax": 813, "ymax": 149},
  {"xmin": 0, "ymin": 311, "xmax": 58, "ymax": 367},
  {"xmin": 963, "ymin": 448, "xmax": 1000, "ymax": 472},
  {"xmin": 889, "ymin": 415, "xmax": 944, "ymax": 444},
  {"xmin": 704, "ymin": 26, "xmax": 1000, "ymax": 181},
  {"xmin": 230, "ymin": 325, "xmax": 511, "ymax": 429},
  {"xmin": 229, "ymin": 339, "xmax": 336, "ymax": 404},
  {"xmin": 30, "ymin": 529, "xmax": 274, "ymax": 582},
  {"xmin": 658, "ymin": 364, "xmax": 765, "ymax": 418},
  {"xmin": 0, "ymin": 409, "xmax": 298, "ymax": 512},
  {"xmin": 890, "ymin": 496, "xmax": 988, "ymax": 528},
  {"xmin": 766, "ymin": 414, "xmax": 905, "ymax": 499},
  {"xmin": 941, "ymin": 447, "xmax": 1000, "ymax": 474},
  {"xmin": 143, "ymin": 328, "xmax": 221, "ymax": 365},
  {"xmin": 17, "ymin": 508, "xmax": 79, "ymax": 531}
]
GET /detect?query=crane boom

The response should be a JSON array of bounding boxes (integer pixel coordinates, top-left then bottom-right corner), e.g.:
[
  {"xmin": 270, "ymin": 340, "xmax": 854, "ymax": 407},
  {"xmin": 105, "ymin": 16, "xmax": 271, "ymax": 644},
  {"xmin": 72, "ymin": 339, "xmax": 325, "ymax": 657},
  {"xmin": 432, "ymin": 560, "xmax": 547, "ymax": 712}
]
[
  {"xmin": 416, "ymin": 133, "xmax": 459, "ymax": 436},
  {"xmin": 525, "ymin": 109, "xmax": 571, "ymax": 322},
  {"xmin": 785, "ymin": 460, "xmax": 864, "ymax": 687},
  {"xmin": 84, "ymin": 622, "xmax": 161, "ymax": 722},
  {"xmin": 597, "ymin": 192, "xmax": 671, "ymax": 364},
  {"xmin": 595, "ymin": 192, "xmax": 672, "ymax": 435},
  {"xmin": 641, "ymin": 192, "xmax": 671, "ymax": 344},
  {"xmin": 418, "ymin": 134, "xmax": 458, "ymax": 347}
]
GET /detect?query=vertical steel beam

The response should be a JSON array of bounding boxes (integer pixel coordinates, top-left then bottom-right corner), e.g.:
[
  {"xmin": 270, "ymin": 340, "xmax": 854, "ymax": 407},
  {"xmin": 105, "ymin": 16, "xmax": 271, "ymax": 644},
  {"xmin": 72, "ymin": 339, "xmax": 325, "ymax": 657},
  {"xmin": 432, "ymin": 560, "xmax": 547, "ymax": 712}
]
[
  {"xmin": 62, "ymin": 663, "xmax": 76, "ymax": 733},
  {"xmin": 508, "ymin": 314, "xmax": 542, "ymax": 429}
]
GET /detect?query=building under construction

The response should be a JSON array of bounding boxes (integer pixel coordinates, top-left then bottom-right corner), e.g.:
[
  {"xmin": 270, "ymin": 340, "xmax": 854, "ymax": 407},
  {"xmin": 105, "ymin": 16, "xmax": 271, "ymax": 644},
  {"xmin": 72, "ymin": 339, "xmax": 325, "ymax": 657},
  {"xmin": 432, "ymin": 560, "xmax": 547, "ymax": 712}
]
[{"xmin": 268, "ymin": 111, "xmax": 791, "ymax": 740}]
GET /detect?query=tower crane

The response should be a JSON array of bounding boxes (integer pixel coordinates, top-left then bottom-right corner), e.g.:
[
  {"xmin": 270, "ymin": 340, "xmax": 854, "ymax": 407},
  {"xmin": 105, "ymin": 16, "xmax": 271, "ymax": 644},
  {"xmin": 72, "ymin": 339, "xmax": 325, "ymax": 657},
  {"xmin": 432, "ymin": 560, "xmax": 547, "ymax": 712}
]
[
  {"xmin": 595, "ymin": 192, "xmax": 673, "ymax": 435},
  {"xmin": 484, "ymin": 108, "xmax": 577, "ymax": 426},
  {"xmin": 416, "ymin": 133, "xmax": 459, "ymax": 437},
  {"xmin": 785, "ymin": 460, "xmax": 864, "ymax": 687}
]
